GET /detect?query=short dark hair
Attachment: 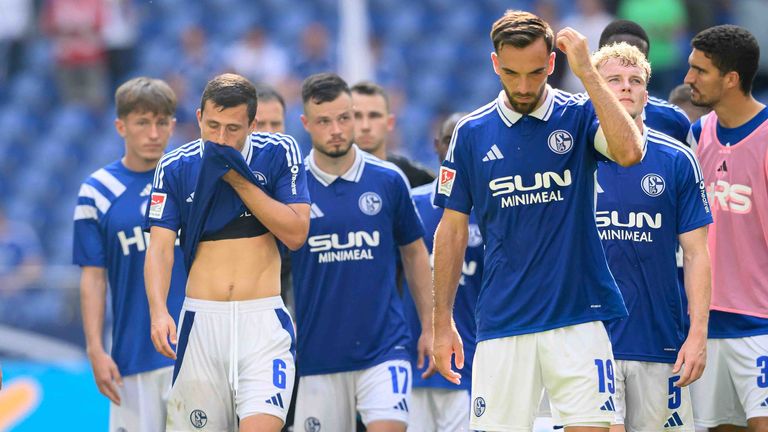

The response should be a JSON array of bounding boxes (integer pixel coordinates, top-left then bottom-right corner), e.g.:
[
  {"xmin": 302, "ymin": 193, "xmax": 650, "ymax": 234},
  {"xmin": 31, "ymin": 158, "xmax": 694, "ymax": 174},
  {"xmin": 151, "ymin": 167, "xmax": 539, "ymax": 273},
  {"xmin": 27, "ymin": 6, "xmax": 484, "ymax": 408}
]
[
  {"xmin": 255, "ymin": 83, "xmax": 285, "ymax": 113},
  {"xmin": 200, "ymin": 73, "xmax": 258, "ymax": 122},
  {"xmin": 490, "ymin": 10, "xmax": 554, "ymax": 53},
  {"xmin": 115, "ymin": 77, "xmax": 177, "ymax": 118},
  {"xmin": 668, "ymin": 84, "xmax": 693, "ymax": 106},
  {"xmin": 350, "ymin": 81, "xmax": 390, "ymax": 111},
  {"xmin": 692, "ymin": 25, "xmax": 760, "ymax": 94},
  {"xmin": 599, "ymin": 20, "xmax": 650, "ymax": 55},
  {"xmin": 301, "ymin": 73, "xmax": 350, "ymax": 105}
]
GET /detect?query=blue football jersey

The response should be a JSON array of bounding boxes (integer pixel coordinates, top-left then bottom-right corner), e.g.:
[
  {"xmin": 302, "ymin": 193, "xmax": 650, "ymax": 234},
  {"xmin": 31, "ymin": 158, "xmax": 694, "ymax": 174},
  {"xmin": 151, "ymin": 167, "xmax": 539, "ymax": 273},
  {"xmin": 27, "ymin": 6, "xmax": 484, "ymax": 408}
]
[
  {"xmin": 291, "ymin": 146, "xmax": 425, "ymax": 376},
  {"xmin": 644, "ymin": 96, "xmax": 691, "ymax": 145},
  {"xmin": 434, "ymin": 86, "xmax": 628, "ymax": 341},
  {"xmin": 73, "ymin": 160, "xmax": 186, "ymax": 376},
  {"xmin": 145, "ymin": 133, "xmax": 309, "ymax": 271},
  {"xmin": 403, "ymin": 181, "xmax": 482, "ymax": 390},
  {"xmin": 598, "ymin": 128, "xmax": 712, "ymax": 363}
]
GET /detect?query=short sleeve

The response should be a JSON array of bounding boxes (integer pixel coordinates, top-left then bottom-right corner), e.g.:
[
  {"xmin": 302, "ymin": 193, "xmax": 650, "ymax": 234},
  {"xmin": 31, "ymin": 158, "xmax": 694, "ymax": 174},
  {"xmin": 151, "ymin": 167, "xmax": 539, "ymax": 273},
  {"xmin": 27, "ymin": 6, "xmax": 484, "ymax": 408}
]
[
  {"xmin": 144, "ymin": 160, "xmax": 181, "ymax": 232},
  {"xmin": 434, "ymin": 124, "xmax": 473, "ymax": 213},
  {"xmin": 72, "ymin": 183, "xmax": 106, "ymax": 267},
  {"xmin": 392, "ymin": 174, "xmax": 425, "ymax": 246},
  {"xmin": 269, "ymin": 134, "xmax": 311, "ymax": 205},
  {"xmin": 676, "ymin": 151, "xmax": 713, "ymax": 234}
]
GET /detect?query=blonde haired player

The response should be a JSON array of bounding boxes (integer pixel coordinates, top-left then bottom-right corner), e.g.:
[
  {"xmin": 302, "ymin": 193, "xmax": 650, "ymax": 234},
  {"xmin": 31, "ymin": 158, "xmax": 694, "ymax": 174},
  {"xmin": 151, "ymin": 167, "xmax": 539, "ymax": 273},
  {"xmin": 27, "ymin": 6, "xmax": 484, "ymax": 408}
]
[{"xmin": 591, "ymin": 41, "xmax": 712, "ymax": 431}]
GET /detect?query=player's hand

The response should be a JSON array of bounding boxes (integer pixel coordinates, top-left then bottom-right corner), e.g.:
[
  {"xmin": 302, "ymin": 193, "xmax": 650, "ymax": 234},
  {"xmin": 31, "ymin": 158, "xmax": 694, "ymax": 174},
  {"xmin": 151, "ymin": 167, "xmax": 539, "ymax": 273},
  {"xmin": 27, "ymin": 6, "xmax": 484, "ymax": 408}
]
[
  {"xmin": 150, "ymin": 310, "xmax": 178, "ymax": 360},
  {"xmin": 88, "ymin": 350, "xmax": 123, "ymax": 405},
  {"xmin": 417, "ymin": 327, "xmax": 436, "ymax": 379},
  {"xmin": 673, "ymin": 332, "xmax": 707, "ymax": 386},
  {"xmin": 432, "ymin": 318, "xmax": 464, "ymax": 385},
  {"xmin": 222, "ymin": 169, "xmax": 245, "ymax": 187},
  {"xmin": 556, "ymin": 27, "xmax": 594, "ymax": 80}
]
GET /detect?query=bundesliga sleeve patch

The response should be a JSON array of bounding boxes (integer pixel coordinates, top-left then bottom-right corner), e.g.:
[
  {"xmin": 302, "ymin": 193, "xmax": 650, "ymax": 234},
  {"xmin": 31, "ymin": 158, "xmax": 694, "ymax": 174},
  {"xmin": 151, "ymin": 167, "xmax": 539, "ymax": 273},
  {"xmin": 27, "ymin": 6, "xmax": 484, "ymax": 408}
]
[
  {"xmin": 438, "ymin": 166, "xmax": 456, "ymax": 196},
  {"xmin": 149, "ymin": 192, "xmax": 167, "ymax": 219}
]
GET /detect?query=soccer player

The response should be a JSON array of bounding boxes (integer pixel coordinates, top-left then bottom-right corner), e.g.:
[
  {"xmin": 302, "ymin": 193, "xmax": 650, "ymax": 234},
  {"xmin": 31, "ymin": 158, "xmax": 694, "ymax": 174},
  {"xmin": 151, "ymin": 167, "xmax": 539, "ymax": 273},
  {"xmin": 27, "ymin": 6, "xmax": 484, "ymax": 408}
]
[
  {"xmin": 432, "ymin": 11, "xmax": 643, "ymax": 431},
  {"xmin": 599, "ymin": 20, "xmax": 691, "ymax": 144},
  {"xmin": 351, "ymin": 81, "xmax": 435, "ymax": 187},
  {"xmin": 684, "ymin": 25, "xmax": 768, "ymax": 431},
  {"xmin": 255, "ymin": 84, "xmax": 286, "ymax": 134},
  {"xmin": 593, "ymin": 42, "xmax": 712, "ymax": 432},
  {"xmin": 291, "ymin": 73, "xmax": 433, "ymax": 432},
  {"xmin": 73, "ymin": 77, "xmax": 185, "ymax": 431},
  {"xmin": 144, "ymin": 73, "xmax": 310, "ymax": 432},
  {"xmin": 402, "ymin": 112, "xmax": 482, "ymax": 432}
]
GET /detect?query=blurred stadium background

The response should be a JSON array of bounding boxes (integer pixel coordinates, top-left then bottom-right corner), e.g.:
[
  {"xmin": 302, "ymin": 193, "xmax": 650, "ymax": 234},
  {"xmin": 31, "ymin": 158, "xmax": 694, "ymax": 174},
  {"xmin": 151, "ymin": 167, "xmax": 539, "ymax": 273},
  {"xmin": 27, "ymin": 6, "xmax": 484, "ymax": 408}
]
[{"xmin": 1, "ymin": 0, "xmax": 766, "ymax": 429}]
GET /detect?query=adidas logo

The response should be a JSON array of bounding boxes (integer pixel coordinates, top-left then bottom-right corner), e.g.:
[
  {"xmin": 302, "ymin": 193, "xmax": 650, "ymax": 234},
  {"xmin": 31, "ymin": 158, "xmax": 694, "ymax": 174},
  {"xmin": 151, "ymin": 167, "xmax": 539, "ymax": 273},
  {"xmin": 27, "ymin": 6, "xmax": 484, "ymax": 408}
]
[
  {"xmin": 761, "ymin": 397, "xmax": 768, "ymax": 407},
  {"xmin": 664, "ymin": 411, "xmax": 684, "ymax": 428},
  {"xmin": 482, "ymin": 144, "xmax": 504, "ymax": 162},
  {"xmin": 265, "ymin": 393, "xmax": 285, "ymax": 409},
  {"xmin": 599, "ymin": 396, "xmax": 615, "ymax": 412},
  {"xmin": 392, "ymin": 398, "xmax": 409, "ymax": 412},
  {"xmin": 186, "ymin": 192, "xmax": 195, "ymax": 203},
  {"xmin": 717, "ymin": 160, "xmax": 728, "ymax": 173},
  {"xmin": 310, "ymin": 203, "xmax": 324, "ymax": 219}
]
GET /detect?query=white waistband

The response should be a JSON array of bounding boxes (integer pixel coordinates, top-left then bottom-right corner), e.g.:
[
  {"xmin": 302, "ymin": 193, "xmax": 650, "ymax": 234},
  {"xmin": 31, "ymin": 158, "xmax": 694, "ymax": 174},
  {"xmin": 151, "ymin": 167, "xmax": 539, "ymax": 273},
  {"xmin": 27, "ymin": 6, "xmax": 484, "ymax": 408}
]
[{"xmin": 182, "ymin": 296, "xmax": 284, "ymax": 314}]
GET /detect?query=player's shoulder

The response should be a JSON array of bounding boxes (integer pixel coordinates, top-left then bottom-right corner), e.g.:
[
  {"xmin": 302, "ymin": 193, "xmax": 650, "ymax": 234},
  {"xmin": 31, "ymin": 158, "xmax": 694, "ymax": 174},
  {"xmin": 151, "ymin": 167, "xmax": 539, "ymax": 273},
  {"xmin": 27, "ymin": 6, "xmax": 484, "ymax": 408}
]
[
  {"xmin": 648, "ymin": 96, "xmax": 690, "ymax": 120},
  {"xmin": 249, "ymin": 132, "xmax": 302, "ymax": 166},
  {"xmin": 647, "ymin": 128, "xmax": 702, "ymax": 176},
  {"xmin": 157, "ymin": 139, "xmax": 204, "ymax": 171},
  {"xmin": 454, "ymin": 99, "xmax": 501, "ymax": 134},
  {"xmin": 361, "ymin": 152, "xmax": 411, "ymax": 188},
  {"xmin": 79, "ymin": 159, "xmax": 128, "ymax": 198}
]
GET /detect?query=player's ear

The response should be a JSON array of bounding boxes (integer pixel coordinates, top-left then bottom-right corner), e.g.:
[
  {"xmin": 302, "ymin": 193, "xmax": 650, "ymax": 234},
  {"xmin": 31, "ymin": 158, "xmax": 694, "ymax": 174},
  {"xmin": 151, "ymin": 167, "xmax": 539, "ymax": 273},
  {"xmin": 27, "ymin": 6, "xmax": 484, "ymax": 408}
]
[
  {"xmin": 547, "ymin": 51, "xmax": 556, "ymax": 76},
  {"xmin": 300, "ymin": 114, "xmax": 309, "ymax": 132},
  {"xmin": 195, "ymin": 108, "xmax": 203, "ymax": 127},
  {"xmin": 491, "ymin": 51, "xmax": 500, "ymax": 76},
  {"xmin": 114, "ymin": 118, "xmax": 126, "ymax": 137},
  {"xmin": 387, "ymin": 113, "xmax": 396, "ymax": 132}
]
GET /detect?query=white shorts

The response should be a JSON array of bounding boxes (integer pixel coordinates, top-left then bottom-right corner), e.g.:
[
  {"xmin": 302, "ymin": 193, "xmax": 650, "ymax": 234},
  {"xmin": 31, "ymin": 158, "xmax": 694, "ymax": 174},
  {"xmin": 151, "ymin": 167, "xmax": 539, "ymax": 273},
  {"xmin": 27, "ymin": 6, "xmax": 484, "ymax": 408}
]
[
  {"xmin": 110, "ymin": 366, "xmax": 173, "ymax": 432},
  {"xmin": 690, "ymin": 335, "xmax": 768, "ymax": 428},
  {"xmin": 294, "ymin": 359, "xmax": 411, "ymax": 431},
  {"xmin": 613, "ymin": 360, "xmax": 694, "ymax": 431},
  {"xmin": 166, "ymin": 297, "xmax": 296, "ymax": 431},
  {"xmin": 407, "ymin": 387, "xmax": 470, "ymax": 432},
  {"xmin": 470, "ymin": 321, "xmax": 615, "ymax": 431}
]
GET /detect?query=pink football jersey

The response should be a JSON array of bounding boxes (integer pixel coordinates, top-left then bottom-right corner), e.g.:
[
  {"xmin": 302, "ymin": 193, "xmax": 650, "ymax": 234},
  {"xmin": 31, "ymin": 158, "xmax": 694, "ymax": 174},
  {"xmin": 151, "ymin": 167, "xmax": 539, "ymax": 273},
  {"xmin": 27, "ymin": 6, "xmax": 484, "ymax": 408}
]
[{"xmin": 697, "ymin": 112, "xmax": 768, "ymax": 318}]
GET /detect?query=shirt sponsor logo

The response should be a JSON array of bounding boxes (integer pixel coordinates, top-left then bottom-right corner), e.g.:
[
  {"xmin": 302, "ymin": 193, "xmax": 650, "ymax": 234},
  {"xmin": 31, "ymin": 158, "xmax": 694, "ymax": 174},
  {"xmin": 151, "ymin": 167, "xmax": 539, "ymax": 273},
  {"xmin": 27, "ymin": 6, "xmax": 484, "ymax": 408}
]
[
  {"xmin": 489, "ymin": 170, "xmax": 571, "ymax": 208},
  {"xmin": 641, "ymin": 173, "xmax": 665, "ymax": 197},
  {"xmin": 596, "ymin": 210, "xmax": 662, "ymax": 243},
  {"xmin": 707, "ymin": 179, "xmax": 751, "ymax": 213},
  {"xmin": 148, "ymin": 192, "xmax": 167, "ymax": 219},
  {"xmin": 547, "ymin": 130, "xmax": 574, "ymax": 154},
  {"xmin": 308, "ymin": 230, "xmax": 380, "ymax": 263},
  {"xmin": 438, "ymin": 166, "xmax": 456, "ymax": 196}
]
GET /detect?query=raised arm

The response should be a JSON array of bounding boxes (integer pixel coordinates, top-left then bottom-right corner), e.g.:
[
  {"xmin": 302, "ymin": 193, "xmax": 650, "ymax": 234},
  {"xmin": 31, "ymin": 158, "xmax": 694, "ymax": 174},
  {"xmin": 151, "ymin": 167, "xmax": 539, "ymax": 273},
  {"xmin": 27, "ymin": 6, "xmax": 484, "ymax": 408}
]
[
  {"xmin": 557, "ymin": 27, "xmax": 643, "ymax": 166},
  {"xmin": 400, "ymin": 238, "xmax": 435, "ymax": 377},
  {"xmin": 674, "ymin": 226, "xmax": 711, "ymax": 386},
  {"xmin": 144, "ymin": 226, "xmax": 179, "ymax": 359},
  {"xmin": 432, "ymin": 208, "xmax": 470, "ymax": 384}
]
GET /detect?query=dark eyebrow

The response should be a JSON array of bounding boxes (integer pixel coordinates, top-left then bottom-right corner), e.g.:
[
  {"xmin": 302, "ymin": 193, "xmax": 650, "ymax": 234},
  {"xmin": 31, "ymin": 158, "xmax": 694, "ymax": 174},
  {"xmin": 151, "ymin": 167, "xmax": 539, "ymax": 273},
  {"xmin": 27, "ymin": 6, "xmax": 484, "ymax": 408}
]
[{"xmin": 501, "ymin": 66, "xmax": 547, "ymax": 75}]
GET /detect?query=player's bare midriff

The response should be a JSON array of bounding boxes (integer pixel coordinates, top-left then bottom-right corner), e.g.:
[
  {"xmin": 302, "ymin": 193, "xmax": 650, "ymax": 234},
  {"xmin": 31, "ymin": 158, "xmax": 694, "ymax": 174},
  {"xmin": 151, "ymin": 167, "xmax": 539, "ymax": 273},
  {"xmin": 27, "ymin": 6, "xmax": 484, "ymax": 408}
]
[{"xmin": 186, "ymin": 234, "xmax": 281, "ymax": 301}]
